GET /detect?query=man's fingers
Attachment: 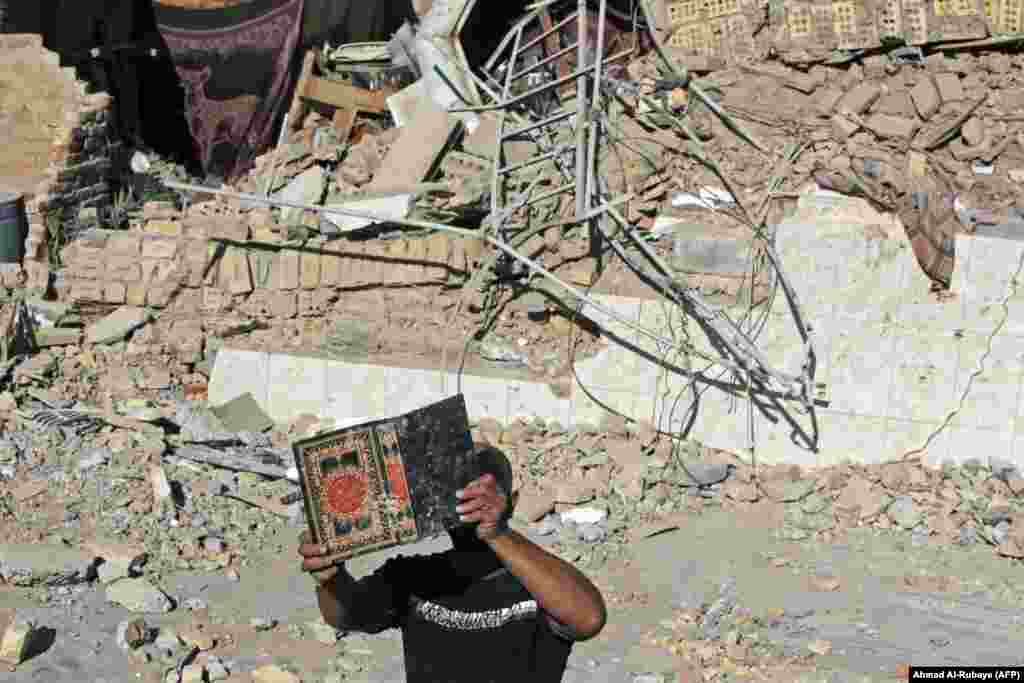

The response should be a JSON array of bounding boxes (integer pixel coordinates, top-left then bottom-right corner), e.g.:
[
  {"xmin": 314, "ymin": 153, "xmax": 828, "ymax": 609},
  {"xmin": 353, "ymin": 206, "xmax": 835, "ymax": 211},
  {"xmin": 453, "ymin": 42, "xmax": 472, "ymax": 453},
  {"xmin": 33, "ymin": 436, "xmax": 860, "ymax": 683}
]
[
  {"xmin": 455, "ymin": 497, "xmax": 489, "ymax": 515},
  {"xmin": 298, "ymin": 543, "xmax": 326, "ymax": 558},
  {"xmin": 458, "ymin": 474, "xmax": 497, "ymax": 497},
  {"xmin": 302, "ymin": 556, "xmax": 338, "ymax": 573}
]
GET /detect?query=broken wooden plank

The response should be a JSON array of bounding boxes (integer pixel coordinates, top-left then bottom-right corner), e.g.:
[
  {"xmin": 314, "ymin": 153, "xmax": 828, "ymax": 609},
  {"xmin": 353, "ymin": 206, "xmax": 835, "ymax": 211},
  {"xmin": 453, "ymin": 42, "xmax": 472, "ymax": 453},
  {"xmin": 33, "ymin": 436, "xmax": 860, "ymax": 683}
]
[
  {"xmin": 172, "ymin": 446, "xmax": 290, "ymax": 479},
  {"xmin": 302, "ymin": 75, "xmax": 391, "ymax": 113},
  {"xmin": 365, "ymin": 104, "xmax": 462, "ymax": 195}
]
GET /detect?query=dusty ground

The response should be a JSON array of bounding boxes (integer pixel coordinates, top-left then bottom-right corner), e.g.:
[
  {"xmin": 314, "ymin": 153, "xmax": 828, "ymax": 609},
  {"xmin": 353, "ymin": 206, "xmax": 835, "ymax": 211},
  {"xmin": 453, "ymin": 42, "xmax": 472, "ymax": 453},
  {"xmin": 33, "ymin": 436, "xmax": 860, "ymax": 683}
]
[{"xmin": 4, "ymin": 478, "xmax": 1024, "ymax": 683}]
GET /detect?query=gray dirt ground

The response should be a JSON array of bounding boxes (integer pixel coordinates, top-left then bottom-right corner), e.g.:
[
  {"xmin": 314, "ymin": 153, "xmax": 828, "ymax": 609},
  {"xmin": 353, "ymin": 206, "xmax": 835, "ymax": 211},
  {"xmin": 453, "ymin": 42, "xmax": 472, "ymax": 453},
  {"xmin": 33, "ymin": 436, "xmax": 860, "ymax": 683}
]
[{"xmin": 5, "ymin": 500, "xmax": 1024, "ymax": 683}]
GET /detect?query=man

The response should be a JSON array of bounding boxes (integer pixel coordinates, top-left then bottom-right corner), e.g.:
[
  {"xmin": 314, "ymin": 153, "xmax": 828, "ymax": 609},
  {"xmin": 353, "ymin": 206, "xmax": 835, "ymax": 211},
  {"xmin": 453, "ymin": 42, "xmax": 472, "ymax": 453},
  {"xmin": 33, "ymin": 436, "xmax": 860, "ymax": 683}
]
[{"xmin": 298, "ymin": 445, "xmax": 606, "ymax": 682}]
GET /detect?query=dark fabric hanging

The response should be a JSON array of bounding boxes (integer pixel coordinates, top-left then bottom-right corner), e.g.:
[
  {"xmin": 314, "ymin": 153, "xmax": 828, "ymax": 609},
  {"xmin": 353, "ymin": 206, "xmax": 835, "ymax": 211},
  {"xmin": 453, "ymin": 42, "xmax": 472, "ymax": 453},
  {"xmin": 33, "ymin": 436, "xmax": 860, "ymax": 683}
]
[{"xmin": 152, "ymin": 0, "xmax": 305, "ymax": 182}]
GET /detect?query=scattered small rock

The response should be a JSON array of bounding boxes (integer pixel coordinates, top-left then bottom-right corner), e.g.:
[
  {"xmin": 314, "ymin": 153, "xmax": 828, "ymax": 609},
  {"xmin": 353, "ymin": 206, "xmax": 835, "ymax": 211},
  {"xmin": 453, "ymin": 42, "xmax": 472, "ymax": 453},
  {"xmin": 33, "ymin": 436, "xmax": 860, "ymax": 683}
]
[
  {"xmin": 206, "ymin": 655, "xmax": 230, "ymax": 681},
  {"xmin": 306, "ymin": 619, "xmax": 339, "ymax": 645},
  {"xmin": 106, "ymin": 578, "xmax": 173, "ymax": 613},
  {"xmin": 250, "ymin": 617, "xmax": 278, "ymax": 632},
  {"xmin": 115, "ymin": 617, "xmax": 152, "ymax": 651},
  {"xmin": 251, "ymin": 664, "xmax": 302, "ymax": 683}
]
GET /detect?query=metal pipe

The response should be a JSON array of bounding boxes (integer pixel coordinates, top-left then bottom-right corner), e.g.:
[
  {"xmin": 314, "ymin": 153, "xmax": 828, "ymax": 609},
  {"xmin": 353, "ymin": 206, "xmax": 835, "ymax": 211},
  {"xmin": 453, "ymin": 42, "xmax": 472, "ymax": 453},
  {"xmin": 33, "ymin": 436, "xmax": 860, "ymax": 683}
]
[
  {"xmin": 518, "ymin": 11, "xmax": 578, "ymax": 55},
  {"xmin": 502, "ymin": 109, "xmax": 576, "ymax": 140},
  {"xmin": 496, "ymin": 149, "xmax": 563, "ymax": 175},
  {"xmin": 574, "ymin": 0, "xmax": 588, "ymax": 220},
  {"xmin": 509, "ymin": 42, "xmax": 580, "ymax": 82},
  {"xmin": 585, "ymin": 0, "xmax": 608, "ymax": 252},
  {"xmin": 451, "ymin": 67, "xmax": 593, "ymax": 113}
]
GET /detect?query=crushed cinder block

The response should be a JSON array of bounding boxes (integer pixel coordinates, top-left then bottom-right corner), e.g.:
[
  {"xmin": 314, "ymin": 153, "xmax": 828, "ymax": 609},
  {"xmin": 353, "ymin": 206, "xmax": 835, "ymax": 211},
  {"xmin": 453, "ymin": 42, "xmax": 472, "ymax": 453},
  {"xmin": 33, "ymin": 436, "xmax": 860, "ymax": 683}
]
[
  {"xmin": 670, "ymin": 225, "xmax": 754, "ymax": 276},
  {"xmin": 85, "ymin": 306, "xmax": 152, "ymax": 345},
  {"xmin": 210, "ymin": 392, "xmax": 274, "ymax": 433}
]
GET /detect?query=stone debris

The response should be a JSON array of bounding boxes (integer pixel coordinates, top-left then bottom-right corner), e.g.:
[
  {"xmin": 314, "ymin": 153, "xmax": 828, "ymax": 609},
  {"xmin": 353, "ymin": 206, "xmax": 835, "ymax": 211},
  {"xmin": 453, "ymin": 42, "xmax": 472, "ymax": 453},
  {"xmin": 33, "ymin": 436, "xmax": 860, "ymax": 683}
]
[
  {"xmin": 0, "ymin": 543, "xmax": 99, "ymax": 587},
  {"xmin": 251, "ymin": 664, "xmax": 302, "ymax": 683},
  {"xmin": 0, "ymin": 615, "xmax": 36, "ymax": 666},
  {"xmin": 115, "ymin": 617, "xmax": 153, "ymax": 651},
  {"xmin": 3, "ymin": 7, "xmax": 1024, "ymax": 683},
  {"xmin": 84, "ymin": 307, "xmax": 152, "ymax": 345},
  {"xmin": 106, "ymin": 578, "xmax": 174, "ymax": 613}
]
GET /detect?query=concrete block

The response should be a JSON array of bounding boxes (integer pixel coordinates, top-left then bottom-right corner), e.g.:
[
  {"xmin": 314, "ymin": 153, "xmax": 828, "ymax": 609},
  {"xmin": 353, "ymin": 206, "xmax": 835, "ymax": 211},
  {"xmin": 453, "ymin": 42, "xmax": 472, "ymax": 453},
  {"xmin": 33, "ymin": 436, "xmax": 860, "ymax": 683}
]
[
  {"xmin": 320, "ymin": 251, "xmax": 343, "ymax": 287},
  {"xmin": 207, "ymin": 216, "xmax": 249, "ymax": 242},
  {"xmin": 300, "ymin": 251, "xmax": 321, "ymax": 289},
  {"xmin": 830, "ymin": 114, "xmax": 860, "ymax": 141},
  {"xmin": 670, "ymin": 226, "xmax": 754, "ymax": 276},
  {"xmin": 145, "ymin": 219, "xmax": 184, "ymax": 237},
  {"xmin": 864, "ymin": 113, "xmax": 920, "ymax": 141},
  {"xmin": 219, "ymin": 247, "xmax": 253, "ymax": 295},
  {"xmin": 106, "ymin": 231, "xmax": 141, "ymax": 256},
  {"xmin": 146, "ymin": 286, "xmax": 174, "ymax": 308},
  {"xmin": 266, "ymin": 353, "xmax": 326, "ymax": 423},
  {"xmin": 104, "ymin": 282, "xmax": 126, "ymax": 304},
  {"xmin": 934, "ymin": 72, "xmax": 964, "ymax": 103},
  {"xmin": 183, "ymin": 240, "xmax": 211, "ymax": 287},
  {"xmin": 381, "ymin": 366, "xmax": 445, "ymax": 417},
  {"xmin": 324, "ymin": 360, "xmax": 388, "ymax": 424},
  {"xmin": 424, "ymin": 233, "xmax": 450, "ymax": 281},
  {"xmin": 837, "ymin": 82, "xmax": 882, "ymax": 115},
  {"xmin": 106, "ymin": 256, "xmax": 142, "ymax": 283},
  {"xmin": 139, "ymin": 259, "xmax": 178, "ymax": 285},
  {"xmin": 447, "ymin": 372, "xmax": 509, "ymax": 423},
  {"xmin": 366, "ymin": 105, "xmax": 460, "ymax": 195},
  {"xmin": 202, "ymin": 288, "xmax": 230, "ymax": 313},
  {"xmin": 141, "ymin": 235, "xmax": 178, "ymax": 260},
  {"xmin": 208, "ymin": 349, "xmax": 270, "ymax": 408},
  {"xmin": 270, "ymin": 291, "xmax": 297, "ymax": 319},
  {"xmin": 85, "ymin": 306, "xmax": 151, "ymax": 345},
  {"xmin": 71, "ymin": 280, "xmax": 105, "ymax": 302},
  {"xmin": 274, "ymin": 250, "xmax": 300, "ymax": 290},
  {"xmin": 910, "ymin": 77, "xmax": 940, "ymax": 120},
  {"xmin": 887, "ymin": 332, "xmax": 959, "ymax": 423},
  {"xmin": 507, "ymin": 379, "xmax": 572, "ymax": 426}
]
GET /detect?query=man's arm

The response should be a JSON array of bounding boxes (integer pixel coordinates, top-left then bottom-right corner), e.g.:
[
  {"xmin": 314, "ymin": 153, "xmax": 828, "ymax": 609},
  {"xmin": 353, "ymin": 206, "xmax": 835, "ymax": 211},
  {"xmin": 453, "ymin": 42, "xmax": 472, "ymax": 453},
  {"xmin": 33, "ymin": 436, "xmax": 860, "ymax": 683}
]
[
  {"xmin": 485, "ymin": 529, "xmax": 607, "ymax": 641},
  {"xmin": 315, "ymin": 565, "xmax": 362, "ymax": 631},
  {"xmin": 456, "ymin": 475, "xmax": 607, "ymax": 641},
  {"xmin": 298, "ymin": 533, "xmax": 403, "ymax": 633}
]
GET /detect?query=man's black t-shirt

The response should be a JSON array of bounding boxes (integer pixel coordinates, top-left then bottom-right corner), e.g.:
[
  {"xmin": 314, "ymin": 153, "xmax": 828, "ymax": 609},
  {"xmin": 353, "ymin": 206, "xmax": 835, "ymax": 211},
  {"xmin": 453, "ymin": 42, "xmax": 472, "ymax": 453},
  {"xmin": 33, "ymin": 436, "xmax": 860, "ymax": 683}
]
[{"xmin": 351, "ymin": 551, "xmax": 574, "ymax": 683}]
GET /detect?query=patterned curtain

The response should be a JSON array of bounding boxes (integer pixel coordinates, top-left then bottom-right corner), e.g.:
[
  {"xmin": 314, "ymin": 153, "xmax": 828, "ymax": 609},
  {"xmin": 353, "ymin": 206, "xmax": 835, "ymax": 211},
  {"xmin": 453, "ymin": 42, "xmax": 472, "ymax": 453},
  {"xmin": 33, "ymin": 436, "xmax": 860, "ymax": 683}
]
[{"xmin": 153, "ymin": 0, "xmax": 305, "ymax": 181}]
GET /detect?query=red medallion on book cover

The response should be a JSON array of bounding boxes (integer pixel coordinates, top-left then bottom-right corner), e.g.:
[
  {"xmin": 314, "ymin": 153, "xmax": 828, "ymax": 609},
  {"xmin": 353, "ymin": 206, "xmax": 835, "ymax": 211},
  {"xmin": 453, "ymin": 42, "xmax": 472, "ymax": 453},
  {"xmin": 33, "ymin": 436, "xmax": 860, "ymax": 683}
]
[{"xmin": 324, "ymin": 470, "xmax": 369, "ymax": 517}]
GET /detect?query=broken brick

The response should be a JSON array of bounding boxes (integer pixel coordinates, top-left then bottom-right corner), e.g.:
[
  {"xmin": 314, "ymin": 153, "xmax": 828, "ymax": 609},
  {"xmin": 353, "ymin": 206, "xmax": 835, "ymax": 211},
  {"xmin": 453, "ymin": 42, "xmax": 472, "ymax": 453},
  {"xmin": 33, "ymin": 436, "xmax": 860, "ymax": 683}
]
[
  {"xmin": 934, "ymin": 73, "xmax": 964, "ymax": 104},
  {"xmin": 910, "ymin": 77, "xmax": 941, "ymax": 120},
  {"xmin": 865, "ymin": 114, "xmax": 920, "ymax": 141},
  {"xmin": 830, "ymin": 114, "xmax": 860, "ymax": 141},
  {"xmin": 837, "ymin": 82, "xmax": 882, "ymax": 116}
]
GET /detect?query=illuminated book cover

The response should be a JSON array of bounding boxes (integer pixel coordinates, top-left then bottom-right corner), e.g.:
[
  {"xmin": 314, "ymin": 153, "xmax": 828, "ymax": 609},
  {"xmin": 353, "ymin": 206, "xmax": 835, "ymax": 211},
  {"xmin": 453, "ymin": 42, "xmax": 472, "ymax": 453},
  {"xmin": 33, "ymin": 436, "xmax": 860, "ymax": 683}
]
[{"xmin": 292, "ymin": 394, "xmax": 482, "ymax": 561}]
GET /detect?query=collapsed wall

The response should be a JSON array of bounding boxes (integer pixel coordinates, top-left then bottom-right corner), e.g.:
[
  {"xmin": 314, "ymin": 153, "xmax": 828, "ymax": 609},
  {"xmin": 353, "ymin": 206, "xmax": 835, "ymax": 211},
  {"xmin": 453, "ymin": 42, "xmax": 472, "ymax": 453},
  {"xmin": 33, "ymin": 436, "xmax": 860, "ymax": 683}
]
[{"xmin": 0, "ymin": 34, "xmax": 116, "ymax": 294}]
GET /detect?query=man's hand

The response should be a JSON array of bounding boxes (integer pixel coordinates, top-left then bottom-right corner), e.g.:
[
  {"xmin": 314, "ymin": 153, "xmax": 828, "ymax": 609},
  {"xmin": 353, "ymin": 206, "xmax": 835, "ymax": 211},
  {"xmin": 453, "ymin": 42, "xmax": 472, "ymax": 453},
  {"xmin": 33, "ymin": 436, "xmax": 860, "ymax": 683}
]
[
  {"xmin": 297, "ymin": 531, "xmax": 343, "ymax": 586},
  {"xmin": 455, "ymin": 473, "xmax": 511, "ymax": 542}
]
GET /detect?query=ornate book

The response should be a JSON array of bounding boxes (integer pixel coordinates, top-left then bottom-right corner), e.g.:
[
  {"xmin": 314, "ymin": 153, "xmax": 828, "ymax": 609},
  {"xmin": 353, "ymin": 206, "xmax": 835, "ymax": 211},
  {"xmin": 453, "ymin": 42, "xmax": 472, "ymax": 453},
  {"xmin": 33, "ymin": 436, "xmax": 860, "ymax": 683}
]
[{"xmin": 292, "ymin": 394, "xmax": 483, "ymax": 561}]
